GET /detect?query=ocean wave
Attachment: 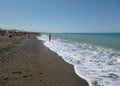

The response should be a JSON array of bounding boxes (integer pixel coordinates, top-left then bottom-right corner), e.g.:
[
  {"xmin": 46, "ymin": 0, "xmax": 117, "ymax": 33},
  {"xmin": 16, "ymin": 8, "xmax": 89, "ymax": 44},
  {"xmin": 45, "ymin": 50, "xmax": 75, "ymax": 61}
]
[{"xmin": 37, "ymin": 34, "xmax": 120, "ymax": 86}]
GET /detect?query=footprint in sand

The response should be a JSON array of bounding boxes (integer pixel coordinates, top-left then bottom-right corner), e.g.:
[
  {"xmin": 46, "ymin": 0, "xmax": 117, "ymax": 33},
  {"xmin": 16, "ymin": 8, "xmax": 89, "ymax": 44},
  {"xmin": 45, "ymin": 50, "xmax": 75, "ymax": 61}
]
[
  {"xmin": 39, "ymin": 73, "xmax": 43, "ymax": 75},
  {"xmin": 23, "ymin": 75, "xmax": 33, "ymax": 78}
]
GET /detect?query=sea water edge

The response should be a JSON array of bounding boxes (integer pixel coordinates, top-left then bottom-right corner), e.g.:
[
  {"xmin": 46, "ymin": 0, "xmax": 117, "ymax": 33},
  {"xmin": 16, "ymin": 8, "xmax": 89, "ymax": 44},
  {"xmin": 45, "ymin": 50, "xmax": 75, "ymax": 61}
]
[{"xmin": 37, "ymin": 33, "xmax": 120, "ymax": 86}]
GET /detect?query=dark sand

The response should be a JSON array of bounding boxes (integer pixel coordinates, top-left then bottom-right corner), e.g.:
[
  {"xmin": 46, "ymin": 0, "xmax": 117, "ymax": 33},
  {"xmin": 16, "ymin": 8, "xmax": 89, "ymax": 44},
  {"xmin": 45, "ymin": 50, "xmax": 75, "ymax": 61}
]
[{"xmin": 0, "ymin": 37, "xmax": 89, "ymax": 86}]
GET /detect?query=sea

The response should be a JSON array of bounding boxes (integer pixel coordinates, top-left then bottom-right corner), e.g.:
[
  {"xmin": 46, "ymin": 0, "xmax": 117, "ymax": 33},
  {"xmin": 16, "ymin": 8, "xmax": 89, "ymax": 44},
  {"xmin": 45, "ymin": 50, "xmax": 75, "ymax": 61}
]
[{"xmin": 37, "ymin": 33, "xmax": 120, "ymax": 86}]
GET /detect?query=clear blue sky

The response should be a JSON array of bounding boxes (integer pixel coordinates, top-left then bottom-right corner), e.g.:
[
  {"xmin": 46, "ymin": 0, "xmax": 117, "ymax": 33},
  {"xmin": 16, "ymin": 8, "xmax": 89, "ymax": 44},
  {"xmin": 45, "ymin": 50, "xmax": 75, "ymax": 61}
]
[{"xmin": 0, "ymin": 0, "xmax": 120, "ymax": 33}]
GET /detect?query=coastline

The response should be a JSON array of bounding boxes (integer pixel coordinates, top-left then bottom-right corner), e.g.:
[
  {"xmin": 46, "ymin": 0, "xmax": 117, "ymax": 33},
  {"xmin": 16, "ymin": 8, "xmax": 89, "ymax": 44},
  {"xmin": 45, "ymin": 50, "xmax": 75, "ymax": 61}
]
[{"xmin": 0, "ymin": 37, "xmax": 89, "ymax": 86}]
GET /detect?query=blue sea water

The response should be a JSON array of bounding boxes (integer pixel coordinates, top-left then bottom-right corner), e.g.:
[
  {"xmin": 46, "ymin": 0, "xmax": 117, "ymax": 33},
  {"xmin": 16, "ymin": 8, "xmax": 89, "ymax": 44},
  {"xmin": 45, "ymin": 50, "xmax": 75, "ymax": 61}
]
[
  {"xmin": 38, "ymin": 33, "xmax": 120, "ymax": 86},
  {"xmin": 53, "ymin": 33, "xmax": 120, "ymax": 51}
]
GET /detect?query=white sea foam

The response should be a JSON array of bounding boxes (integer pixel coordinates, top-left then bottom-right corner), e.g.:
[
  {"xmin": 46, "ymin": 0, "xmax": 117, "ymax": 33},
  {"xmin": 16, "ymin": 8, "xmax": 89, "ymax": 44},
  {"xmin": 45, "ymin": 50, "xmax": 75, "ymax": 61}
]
[{"xmin": 37, "ymin": 35, "xmax": 120, "ymax": 86}]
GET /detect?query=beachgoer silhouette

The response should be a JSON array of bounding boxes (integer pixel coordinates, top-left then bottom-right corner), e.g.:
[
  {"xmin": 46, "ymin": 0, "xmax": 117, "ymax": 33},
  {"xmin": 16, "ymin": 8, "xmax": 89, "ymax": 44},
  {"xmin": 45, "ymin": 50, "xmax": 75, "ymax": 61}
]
[{"xmin": 49, "ymin": 33, "xmax": 51, "ymax": 42}]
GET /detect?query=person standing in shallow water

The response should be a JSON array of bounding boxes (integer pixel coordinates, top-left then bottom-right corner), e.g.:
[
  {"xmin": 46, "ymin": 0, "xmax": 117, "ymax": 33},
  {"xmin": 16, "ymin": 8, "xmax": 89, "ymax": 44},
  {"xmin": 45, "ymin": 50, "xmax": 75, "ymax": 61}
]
[{"xmin": 49, "ymin": 33, "xmax": 52, "ymax": 42}]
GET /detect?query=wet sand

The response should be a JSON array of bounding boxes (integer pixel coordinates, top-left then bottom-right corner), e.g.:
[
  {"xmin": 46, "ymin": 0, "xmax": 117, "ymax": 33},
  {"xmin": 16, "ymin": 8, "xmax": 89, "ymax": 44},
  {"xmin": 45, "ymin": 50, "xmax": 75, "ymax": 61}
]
[{"xmin": 0, "ymin": 37, "xmax": 89, "ymax": 86}]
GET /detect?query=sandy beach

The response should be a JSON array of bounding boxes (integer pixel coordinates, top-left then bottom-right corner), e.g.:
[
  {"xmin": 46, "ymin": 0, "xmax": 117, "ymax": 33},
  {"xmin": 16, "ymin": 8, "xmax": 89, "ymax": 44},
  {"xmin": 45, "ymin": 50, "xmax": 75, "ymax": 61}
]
[{"xmin": 0, "ymin": 36, "xmax": 89, "ymax": 86}]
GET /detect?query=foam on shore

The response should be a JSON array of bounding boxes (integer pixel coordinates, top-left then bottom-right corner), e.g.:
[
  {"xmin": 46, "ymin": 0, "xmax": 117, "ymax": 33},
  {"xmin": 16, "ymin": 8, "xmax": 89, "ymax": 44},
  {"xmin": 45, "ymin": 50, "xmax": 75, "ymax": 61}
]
[{"xmin": 37, "ymin": 34, "xmax": 120, "ymax": 86}]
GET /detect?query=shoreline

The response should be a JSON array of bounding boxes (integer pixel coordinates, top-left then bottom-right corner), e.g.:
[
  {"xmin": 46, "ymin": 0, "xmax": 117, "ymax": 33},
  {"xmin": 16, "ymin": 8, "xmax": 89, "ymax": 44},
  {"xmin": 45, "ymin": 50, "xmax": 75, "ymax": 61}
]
[
  {"xmin": 36, "ymin": 38, "xmax": 89, "ymax": 86},
  {"xmin": 42, "ymin": 39, "xmax": 90, "ymax": 86},
  {"xmin": 0, "ymin": 37, "xmax": 89, "ymax": 86},
  {"xmin": 42, "ymin": 41, "xmax": 89, "ymax": 86}
]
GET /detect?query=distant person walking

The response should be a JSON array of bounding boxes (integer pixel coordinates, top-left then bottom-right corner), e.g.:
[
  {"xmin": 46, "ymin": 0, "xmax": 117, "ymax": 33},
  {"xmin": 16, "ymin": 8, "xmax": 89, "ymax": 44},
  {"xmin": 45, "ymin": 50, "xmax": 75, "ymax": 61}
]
[{"xmin": 49, "ymin": 33, "xmax": 52, "ymax": 42}]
